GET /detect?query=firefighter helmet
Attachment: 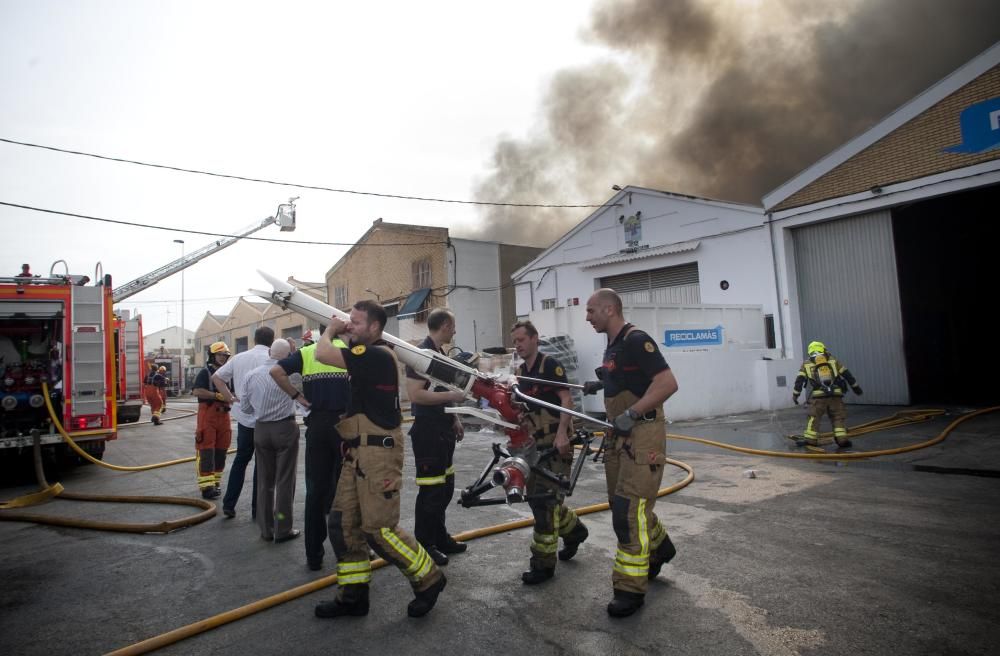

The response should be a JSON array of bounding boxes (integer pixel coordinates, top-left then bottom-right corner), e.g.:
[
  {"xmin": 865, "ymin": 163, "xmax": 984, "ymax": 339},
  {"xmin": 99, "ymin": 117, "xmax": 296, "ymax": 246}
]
[
  {"xmin": 210, "ymin": 341, "xmax": 231, "ymax": 355},
  {"xmin": 157, "ymin": 366, "xmax": 166, "ymax": 372},
  {"xmin": 807, "ymin": 341, "xmax": 826, "ymax": 357}
]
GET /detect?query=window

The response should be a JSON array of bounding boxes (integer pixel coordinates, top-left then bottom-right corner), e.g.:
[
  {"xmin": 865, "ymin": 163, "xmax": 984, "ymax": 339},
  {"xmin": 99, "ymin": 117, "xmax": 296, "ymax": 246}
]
[
  {"xmin": 412, "ymin": 258, "xmax": 432, "ymax": 290},
  {"xmin": 334, "ymin": 285, "xmax": 348, "ymax": 308},
  {"xmin": 235, "ymin": 336, "xmax": 249, "ymax": 353},
  {"xmin": 541, "ymin": 298, "xmax": 557, "ymax": 309},
  {"xmin": 282, "ymin": 325, "xmax": 303, "ymax": 341},
  {"xmin": 764, "ymin": 314, "xmax": 776, "ymax": 349}
]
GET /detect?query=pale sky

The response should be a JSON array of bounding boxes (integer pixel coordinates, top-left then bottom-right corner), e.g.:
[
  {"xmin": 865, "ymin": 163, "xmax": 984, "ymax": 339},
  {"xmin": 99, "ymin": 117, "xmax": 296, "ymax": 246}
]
[{"xmin": 0, "ymin": 1, "xmax": 609, "ymax": 335}]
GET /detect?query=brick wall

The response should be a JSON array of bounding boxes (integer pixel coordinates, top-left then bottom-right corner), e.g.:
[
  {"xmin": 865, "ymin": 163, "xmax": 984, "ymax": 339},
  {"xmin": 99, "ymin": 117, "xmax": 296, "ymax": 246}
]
[
  {"xmin": 773, "ymin": 65, "xmax": 1000, "ymax": 211},
  {"xmin": 326, "ymin": 221, "xmax": 449, "ymax": 316}
]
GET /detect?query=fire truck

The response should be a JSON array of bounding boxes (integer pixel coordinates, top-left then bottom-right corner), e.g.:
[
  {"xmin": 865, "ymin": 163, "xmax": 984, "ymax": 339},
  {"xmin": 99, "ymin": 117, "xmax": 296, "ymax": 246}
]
[
  {"xmin": 0, "ymin": 262, "xmax": 117, "ymax": 462},
  {"xmin": 0, "ymin": 199, "xmax": 297, "ymax": 464}
]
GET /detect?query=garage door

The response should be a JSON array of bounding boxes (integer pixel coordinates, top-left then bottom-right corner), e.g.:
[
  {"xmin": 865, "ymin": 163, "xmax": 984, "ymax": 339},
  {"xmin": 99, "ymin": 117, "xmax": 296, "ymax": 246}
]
[
  {"xmin": 793, "ymin": 211, "xmax": 908, "ymax": 405},
  {"xmin": 601, "ymin": 262, "xmax": 701, "ymax": 305}
]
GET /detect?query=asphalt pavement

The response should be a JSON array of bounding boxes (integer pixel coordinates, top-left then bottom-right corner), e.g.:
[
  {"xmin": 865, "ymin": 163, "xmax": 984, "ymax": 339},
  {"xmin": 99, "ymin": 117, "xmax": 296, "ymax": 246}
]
[{"xmin": 1, "ymin": 400, "xmax": 998, "ymax": 656}]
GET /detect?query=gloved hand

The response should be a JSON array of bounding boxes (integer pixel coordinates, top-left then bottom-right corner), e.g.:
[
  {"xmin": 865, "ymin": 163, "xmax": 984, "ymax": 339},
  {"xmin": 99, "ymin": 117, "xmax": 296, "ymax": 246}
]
[
  {"xmin": 612, "ymin": 409, "xmax": 637, "ymax": 437},
  {"xmin": 852, "ymin": 385, "xmax": 863, "ymax": 396},
  {"xmin": 582, "ymin": 380, "xmax": 604, "ymax": 395},
  {"xmin": 792, "ymin": 393, "xmax": 800, "ymax": 405}
]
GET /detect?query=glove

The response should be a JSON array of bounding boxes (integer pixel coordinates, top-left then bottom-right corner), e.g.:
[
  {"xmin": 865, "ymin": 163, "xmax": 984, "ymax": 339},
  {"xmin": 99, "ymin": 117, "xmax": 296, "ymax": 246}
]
[
  {"xmin": 594, "ymin": 366, "xmax": 606, "ymax": 381},
  {"xmin": 612, "ymin": 409, "xmax": 637, "ymax": 437},
  {"xmin": 852, "ymin": 386, "xmax": 863, "ymax": 396},
  {"xmin": 582, "ymin": 380, "xmax": 604, "ymax": 395},
  {"xmin": 792, "ymin": 393, "xmax": 800, "ymax": 405}
]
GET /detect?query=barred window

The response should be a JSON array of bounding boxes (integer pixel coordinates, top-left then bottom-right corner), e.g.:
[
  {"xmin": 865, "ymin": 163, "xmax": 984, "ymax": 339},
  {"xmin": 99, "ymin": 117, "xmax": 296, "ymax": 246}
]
[
  {"xmin": 334, "ymin": 285, "xmax": 348, "ymax": 308},
  {"xmin": 541, "ymin": 298, "xmax": 557, "ymax": 309}
]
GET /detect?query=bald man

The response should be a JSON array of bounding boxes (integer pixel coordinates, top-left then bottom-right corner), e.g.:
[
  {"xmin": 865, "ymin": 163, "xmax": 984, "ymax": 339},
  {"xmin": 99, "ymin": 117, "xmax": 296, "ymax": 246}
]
[
  {"xmin": 241, "ymin": 339, "xmax": 303, "ymax": 543},
  {"xmin": 584, "ymin": 288, "xmax": 679, "ymax": 618}
]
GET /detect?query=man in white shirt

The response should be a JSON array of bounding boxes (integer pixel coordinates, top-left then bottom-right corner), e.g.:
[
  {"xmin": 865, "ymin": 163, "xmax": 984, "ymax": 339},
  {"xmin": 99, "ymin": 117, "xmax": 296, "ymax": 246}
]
[{"xmin": 213, "ymin": 326, "xmax": 275, "ymax": 519}]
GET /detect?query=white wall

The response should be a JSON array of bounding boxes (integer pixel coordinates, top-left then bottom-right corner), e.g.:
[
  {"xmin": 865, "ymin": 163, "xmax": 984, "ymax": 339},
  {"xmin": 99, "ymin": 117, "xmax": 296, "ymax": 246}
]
[
  {"xmin": 448, "ymin": 239, "xmax": 503, "ymax": 352},
  {"xmin": 144, "ymin": 326, "xmax": 194, "ymax": 353}
]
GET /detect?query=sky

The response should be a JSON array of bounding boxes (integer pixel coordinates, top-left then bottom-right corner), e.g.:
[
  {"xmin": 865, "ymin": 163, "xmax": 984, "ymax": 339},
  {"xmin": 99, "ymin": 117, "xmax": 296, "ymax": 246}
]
[{"xmin": 2, "ymin": 1, "xmax": 998, "ymax": 336}]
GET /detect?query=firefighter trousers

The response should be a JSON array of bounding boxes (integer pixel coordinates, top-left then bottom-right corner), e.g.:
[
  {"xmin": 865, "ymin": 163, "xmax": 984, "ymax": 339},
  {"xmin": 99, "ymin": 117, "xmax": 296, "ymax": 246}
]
[
  {"xmin": 329, "ymin": 414, "xmax": 442, "ymax": 600},
  {"xmin": 604, "ymin": 392, "xmax": 675, "ymax": 595},
  {"xmin": 195, "ymin": 402, "xmax": 233, "ymax": 490},
  {"xmin": 144, "ymin": 384, "xmax": 164, "ymax": 419},
  {"xmin": 804, "ymin": 396, "xmax": 848, "ymax": 443},
  {"xmin": 526, "ymin": 429, "xmax": 585, "ymax": 570},
  {"xmin": 409, "ymin": 415, "xmax": 457, "ymax": 548}
]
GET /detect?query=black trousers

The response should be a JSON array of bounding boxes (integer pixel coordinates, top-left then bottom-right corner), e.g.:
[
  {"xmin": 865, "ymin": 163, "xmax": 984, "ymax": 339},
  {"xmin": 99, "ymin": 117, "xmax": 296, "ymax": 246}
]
[
  {"xmin": 303, "ymin": 410, "xmax": 344, "ymax": 564},
  {"xmin": 409, "ymin": 415, "xmax": 457, "ymax": 547}
]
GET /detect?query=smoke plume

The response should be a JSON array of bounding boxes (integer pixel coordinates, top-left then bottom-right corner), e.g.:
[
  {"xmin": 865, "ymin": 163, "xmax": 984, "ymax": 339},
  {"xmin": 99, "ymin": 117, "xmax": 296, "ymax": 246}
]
[{"xmin": 465, "ymin": 0, "xmax": 1000, "ymax": 246}]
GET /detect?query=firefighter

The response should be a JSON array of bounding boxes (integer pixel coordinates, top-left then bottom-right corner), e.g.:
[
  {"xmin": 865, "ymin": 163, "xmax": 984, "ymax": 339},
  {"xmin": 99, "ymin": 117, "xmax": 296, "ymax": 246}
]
[
  {"xmin": 144, "ymin": 364, "xmax": 165, "ymax": 425},
  {"xmin": 792, "ymin": 341, "xmax": 863, "ymax": 448},
  {"xmin": 584, "ymin": 288, "xmax": 680, "ymax": 618},
  {"xmin": 192, "ymin": 342, "xmax": 233, "ymax": 500},
  {"xmin": 313, "ymin": 300, "xmax": 445, "ymax": 619},
  {"xmin": 511, "ymin": 319, "xmax": 589, "ymax": 585}
]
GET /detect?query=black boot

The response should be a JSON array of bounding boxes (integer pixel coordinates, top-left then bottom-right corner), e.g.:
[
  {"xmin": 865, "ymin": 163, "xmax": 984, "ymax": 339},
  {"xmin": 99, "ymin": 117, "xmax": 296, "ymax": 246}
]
[
  {"xmin": 648, "ymin": 534, "xmax": 677, "ymax": 580},
  {"xmin": 439, "ymin": 537, "xmax": 468, "ymax": 555},
  {"xmin": 408, "ymin": 574, "xmax": 447, "ymax": 618},
  {"xmin": 425, "ymin": 545, "xmax": 449, "ymax": 567},
  {"xmin": 558, "ymin": 521, "xmax": 589, "ymax": 561},
  {"xmin": 201, "ymin": 487, "xmax": 220, "ymax": 500},
  {"xmin": 521, "ymin": 566, "xmax": 555, "ymax": 585},
  {"xmin": 315, "ymin": 585, "xmax": 370, "ymax": 618},
  {"xmin": 835, "ymin": 438, "xmax": 853, "ymax": 449},
  {"xmin": 607, "ymin": 590, "xmax": 645, "ymax": 617}
]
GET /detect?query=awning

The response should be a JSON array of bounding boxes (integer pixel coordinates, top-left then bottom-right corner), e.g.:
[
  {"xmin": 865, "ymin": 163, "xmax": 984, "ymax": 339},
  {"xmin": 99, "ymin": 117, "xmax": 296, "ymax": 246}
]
[
  {"xmin": 397, "ymin": 288, "xmax": 431, "ymax": 318},
  {"xmin": 580, "ymin": 240, "xmax": 700, "ymax": 269}
]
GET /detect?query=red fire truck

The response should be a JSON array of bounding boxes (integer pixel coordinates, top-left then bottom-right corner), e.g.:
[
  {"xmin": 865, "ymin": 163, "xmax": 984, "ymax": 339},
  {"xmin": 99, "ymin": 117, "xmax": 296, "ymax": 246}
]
[
  {"xmin": 0, "ymin": 263, "xmax": 117, "ymax": 462},
  {"xmin": 1, "ymin": 199, "xmax": 297, "ymax": 464}
]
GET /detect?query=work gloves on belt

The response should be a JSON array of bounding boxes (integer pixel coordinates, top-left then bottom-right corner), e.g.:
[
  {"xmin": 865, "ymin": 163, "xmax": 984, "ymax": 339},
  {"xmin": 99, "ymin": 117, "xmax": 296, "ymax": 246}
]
[
  {"xmin": 611, "ymin": 408, "xmax": 640, "ymax": 437},
  {"xmin": 852, "ymin": 385, "xmax": 863, "ymax": 396}
]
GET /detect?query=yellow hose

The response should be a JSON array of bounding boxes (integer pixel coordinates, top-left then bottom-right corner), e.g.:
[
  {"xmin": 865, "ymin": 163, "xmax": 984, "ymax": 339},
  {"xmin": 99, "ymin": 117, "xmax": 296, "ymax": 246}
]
[
  {"xmin": 0, "ymin": 384, "xmax": 218, "ymax": 532},
  {"xmin": 105, "ymin": 457, "xmax": 693, "ymax": 656}
]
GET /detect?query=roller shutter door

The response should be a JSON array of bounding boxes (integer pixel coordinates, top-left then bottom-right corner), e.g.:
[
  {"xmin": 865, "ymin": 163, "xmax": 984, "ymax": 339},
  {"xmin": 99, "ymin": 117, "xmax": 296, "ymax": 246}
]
[
  {"xmin": 601, "ymin": 262, "xmax": 700, "ymax": 305},
  {"xmin": 793, "ymin": 211, "xmax": 908, "ymax": 405}
]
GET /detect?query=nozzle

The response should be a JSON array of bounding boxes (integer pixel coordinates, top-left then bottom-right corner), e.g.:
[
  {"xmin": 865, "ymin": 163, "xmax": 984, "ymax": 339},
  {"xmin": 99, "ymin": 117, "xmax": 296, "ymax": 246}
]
[{"xmin": 493, "ymin": 456, "xmax": 531, "ymax": 503}]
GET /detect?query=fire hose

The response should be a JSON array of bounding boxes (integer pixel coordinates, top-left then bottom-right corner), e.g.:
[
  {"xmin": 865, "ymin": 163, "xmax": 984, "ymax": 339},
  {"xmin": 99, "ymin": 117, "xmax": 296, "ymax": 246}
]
[{"xmin": 0, "ymin": 382, "xmax": 217, "ymax": 532}]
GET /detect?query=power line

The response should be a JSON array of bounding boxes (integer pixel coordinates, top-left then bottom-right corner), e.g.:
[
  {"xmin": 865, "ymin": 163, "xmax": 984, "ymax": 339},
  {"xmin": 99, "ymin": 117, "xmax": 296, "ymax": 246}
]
[
  {"xmin": 0, "ymin": 201, "xmax": 449, "ymax": 246},
  {"xmin": 0, "ymin": 136, "xmax": 612, "ymax": 209}
]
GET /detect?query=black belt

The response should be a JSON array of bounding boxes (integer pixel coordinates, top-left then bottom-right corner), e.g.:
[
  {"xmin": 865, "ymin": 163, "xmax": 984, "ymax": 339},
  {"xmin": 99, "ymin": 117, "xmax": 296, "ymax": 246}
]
[
  {"xmin": 259, "ymin": 415, "xmax": 296, "ymax": 424},
  {"xmin": 344, "ymin": 435, "xmax": 396, "ymax": 448}
]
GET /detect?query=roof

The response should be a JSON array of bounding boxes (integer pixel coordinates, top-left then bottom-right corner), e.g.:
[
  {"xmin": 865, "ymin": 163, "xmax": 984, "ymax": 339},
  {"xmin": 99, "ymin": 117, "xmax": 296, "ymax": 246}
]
[
  {"xmin": 763, "ymin": 41, "xmax": 1000, "ymax": 211},
  {"xmin": 397, "ymin": 288, "xmax": 431, "ymax": 318},
  {"xmin": 512, "ymin": 185, "xmax": 759, "ymax": 281},
  {"xmin": 580, "ymin": 240, "xmax": 700, "ymax": 269}
]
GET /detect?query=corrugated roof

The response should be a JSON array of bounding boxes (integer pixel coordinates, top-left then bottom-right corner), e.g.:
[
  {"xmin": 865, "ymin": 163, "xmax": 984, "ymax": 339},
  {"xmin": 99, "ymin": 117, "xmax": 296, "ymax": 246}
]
[{"xmin": 580, "ymin": 240, "xmax": 700, "ymax": 269}]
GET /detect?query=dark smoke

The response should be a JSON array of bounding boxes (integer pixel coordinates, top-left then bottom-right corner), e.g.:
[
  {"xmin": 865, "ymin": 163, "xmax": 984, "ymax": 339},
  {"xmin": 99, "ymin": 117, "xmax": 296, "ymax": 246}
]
[{"xmin": 464, "ymin": 0, "xmax": 1000, "ymax": 246}]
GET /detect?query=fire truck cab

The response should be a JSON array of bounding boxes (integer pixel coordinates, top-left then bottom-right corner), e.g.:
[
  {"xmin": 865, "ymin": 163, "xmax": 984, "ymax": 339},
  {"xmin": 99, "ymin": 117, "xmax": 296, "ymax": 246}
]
[{"xmin": 0, "ymin": 263, "xmax": 116, "ymax": 462}]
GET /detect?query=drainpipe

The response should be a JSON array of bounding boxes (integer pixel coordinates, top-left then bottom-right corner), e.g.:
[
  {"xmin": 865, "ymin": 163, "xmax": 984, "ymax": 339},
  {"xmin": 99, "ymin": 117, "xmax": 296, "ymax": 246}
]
[{"xmin": 766, "ymin": 212, "xmax": 787, "ymax": 359}]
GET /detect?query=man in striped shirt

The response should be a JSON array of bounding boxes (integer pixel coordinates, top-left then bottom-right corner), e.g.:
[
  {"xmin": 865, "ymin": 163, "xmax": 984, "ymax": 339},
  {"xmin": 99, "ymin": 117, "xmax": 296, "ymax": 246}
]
[{"xmin": 241, "ymin": 339, "xmax": 304, "ymax": 543}]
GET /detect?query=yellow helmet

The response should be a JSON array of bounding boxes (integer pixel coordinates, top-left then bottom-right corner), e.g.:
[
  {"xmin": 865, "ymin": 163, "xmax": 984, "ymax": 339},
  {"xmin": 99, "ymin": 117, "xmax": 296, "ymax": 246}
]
[
  {"xmin": 807, "ymin": 341, "xmax": 826, "ymax": 356},
  {"xmin": 210, "ymin": 341, "xmax": 231, "ymax": 355}
]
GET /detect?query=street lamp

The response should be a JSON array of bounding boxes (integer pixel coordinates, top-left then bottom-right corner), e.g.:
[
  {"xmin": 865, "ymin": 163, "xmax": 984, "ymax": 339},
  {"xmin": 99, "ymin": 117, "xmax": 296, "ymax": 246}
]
[{"xmin": 173, "ymin": 239, "xmax": 185, "ymax": 392}]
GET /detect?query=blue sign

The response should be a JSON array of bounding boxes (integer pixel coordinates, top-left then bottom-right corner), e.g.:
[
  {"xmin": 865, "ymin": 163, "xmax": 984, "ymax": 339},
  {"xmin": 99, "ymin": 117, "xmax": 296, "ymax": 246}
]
[
  {"xmin": 664, "ymin": 325, "xmax": 723, "ymax": 348},
  {"xmin": 943, "ymin": 96, "xmax": 1000, "ymax": 154}
]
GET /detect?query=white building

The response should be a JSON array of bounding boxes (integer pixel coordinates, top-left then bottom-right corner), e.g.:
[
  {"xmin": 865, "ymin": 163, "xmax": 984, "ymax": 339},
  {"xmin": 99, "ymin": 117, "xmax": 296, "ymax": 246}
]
[
  {"xmin": 512, "ymin": 187, "xmax": 797, "ymax": 420},
  {"xmin": 512, "ymin": 41, "xmax": 1000, "ymax": 419},
  {"xmin": 144, "ymin": 325, "xmax": 195, "ymax": 357}
]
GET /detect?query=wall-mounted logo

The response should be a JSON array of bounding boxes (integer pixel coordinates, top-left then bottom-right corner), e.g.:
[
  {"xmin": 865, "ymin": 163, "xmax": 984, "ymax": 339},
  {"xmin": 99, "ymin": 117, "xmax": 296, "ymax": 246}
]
[
  {"xmin": 623, "ymin": 211, "xmax": 642, "ymax": 247},
  {"xmin": 943, "ymin": 96, "xmax": 1000, "ymax": 154},
  {"xmin": 663, "ymin": 325, "xmax": 724, "ymax": 348}
]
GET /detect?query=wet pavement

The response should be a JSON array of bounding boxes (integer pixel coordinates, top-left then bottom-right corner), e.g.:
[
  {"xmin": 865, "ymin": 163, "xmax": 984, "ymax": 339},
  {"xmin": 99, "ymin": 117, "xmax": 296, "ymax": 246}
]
[{"xmin": 1, "ymin": 400, "xmax": 998, "ymax": 655}]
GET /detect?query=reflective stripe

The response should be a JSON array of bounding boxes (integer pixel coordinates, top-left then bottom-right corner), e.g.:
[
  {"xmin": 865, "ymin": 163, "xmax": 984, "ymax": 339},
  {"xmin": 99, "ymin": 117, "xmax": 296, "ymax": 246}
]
[
  {"xmin": 531, "ymin": 531, "xmax": 558, "ymax": 554},
  {"xmin": 416, "ymin": 474, "xmax": 447, "ymax": 486},
  {"xmin": 445, "ymin": 465, "xmax": 455, "ymax": 476},
  {"xmin": 614, "ymin": 549, "xmax": 649, "ymax": 577},
  {"xmin": 804, "ymin": 417, "xmax": 817, "ymax": 438},
  {"xmin": 834, "ymin": 428, "xmax": 848, "ymax": 437},
  {"xmin": 380, "ymin": 527, "xmax": 432, "ymax": 581},
  {"xmin": 337, "ymin": 560, "xmax": 373, "ymax": 585},
  {"xmin": 637, "ymin": 498, "xmax": 649, "ymax": 557}
]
